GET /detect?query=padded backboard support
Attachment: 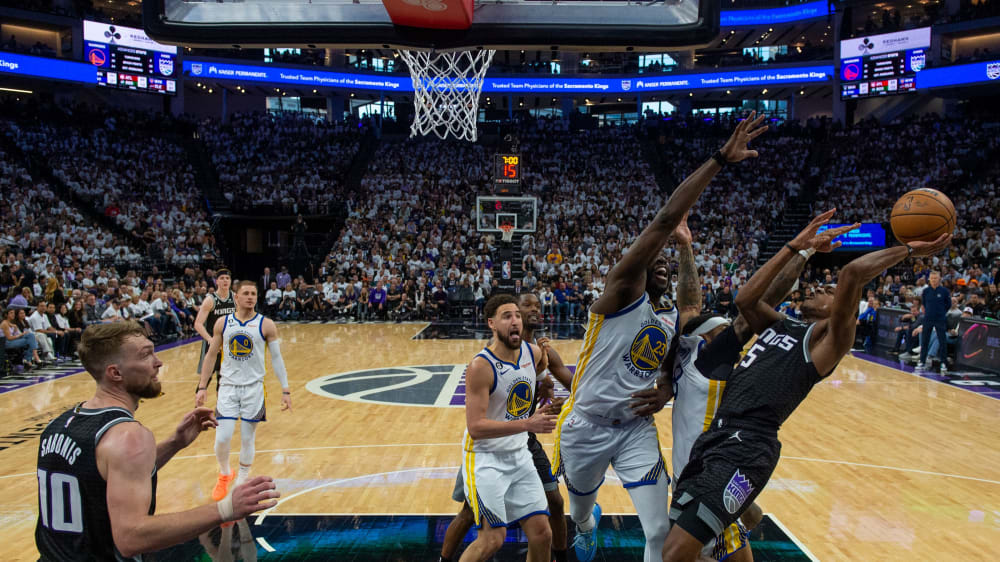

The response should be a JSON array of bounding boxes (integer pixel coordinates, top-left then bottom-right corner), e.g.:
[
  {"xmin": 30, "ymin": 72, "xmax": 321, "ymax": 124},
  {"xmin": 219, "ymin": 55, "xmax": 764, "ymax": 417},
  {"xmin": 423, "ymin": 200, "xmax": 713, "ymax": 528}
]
[{"xmin": 144, "ymin": 0, "xmax": 719, "ymax": 51}]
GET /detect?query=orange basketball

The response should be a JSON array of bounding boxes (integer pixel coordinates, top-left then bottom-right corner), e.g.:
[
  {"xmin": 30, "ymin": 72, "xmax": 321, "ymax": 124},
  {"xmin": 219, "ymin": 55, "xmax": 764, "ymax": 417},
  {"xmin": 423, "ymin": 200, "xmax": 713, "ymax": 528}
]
[{"xmin": 889, "ymin": 188, "xmax": 956, "ymax": 244}]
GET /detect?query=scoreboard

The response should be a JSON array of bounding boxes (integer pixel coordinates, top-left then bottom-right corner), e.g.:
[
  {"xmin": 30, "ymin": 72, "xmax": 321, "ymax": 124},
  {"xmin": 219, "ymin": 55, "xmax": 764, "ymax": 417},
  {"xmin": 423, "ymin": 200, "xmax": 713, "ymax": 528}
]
[
  {"xmin": 839, "ymin": 27, "xmax": 929, "ymax": 100},
  {"xmin": 840, "ymin": 49, "xmax": 923, "ymax": 100},
  {"xmin": 84, "ymin": 20, "xmax": 177, "ymax": 95},
  {"xmin": 494, "ymin": 153, "xmax": 521, "ymax": 193}
]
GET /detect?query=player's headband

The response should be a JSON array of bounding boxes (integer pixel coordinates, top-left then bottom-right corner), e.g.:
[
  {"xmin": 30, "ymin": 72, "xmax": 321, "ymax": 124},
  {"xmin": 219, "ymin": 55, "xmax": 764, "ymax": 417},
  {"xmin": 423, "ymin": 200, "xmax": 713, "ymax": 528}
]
[
  {"xmin": 691, "ymin": 316, "xmax": 730, "ymax": 337},
  {"xmin": 217, "ymin": 269, "xmax": 232, "ymax": 278}
]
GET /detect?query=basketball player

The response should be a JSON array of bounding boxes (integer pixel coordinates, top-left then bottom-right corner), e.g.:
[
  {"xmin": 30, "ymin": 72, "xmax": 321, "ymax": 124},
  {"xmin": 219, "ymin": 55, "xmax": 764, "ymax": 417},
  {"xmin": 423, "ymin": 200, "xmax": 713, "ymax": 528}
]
[
  {"xmin": 662, "ymin": 211, "xmax": 951, "ymax": 561},
  {"xmin": 35, "ymin": 322, "xmax": 279, "ymax": 560},
  {"xmin": 669, "ymin": 214, "xmax": 858, "ymax": 562},
  {"xmin": 194, "ymin": 269, "xmax": 236, "ymax": 394},
  {"xmin": 195, "ymin": 280, "xmax": 292, "ymax": 502},
  {"xmin": 459, "ymin": 294, "xmax": 555, "ymax": 562},
  {"xmin": 554, "ymin": 112, "xmax": 768, "ymax": 562},
  {"xmin": 440, "ymin": 292, "xmax": 574, "ymax": 562}
]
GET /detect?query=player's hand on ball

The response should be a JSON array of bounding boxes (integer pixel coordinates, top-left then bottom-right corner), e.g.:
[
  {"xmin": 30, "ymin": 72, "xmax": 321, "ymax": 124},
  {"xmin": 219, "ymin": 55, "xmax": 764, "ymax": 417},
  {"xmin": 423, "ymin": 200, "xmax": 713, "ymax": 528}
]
[
  {"xmin": 524, "ymin": 411, "xmax": 558, "ymax": 434},
  {"xmin": 195, "ymin": 389, "xmax": 206, "ymax": 409},
  {"xmin": 907, "ymin": 233, "xmax": 952, "ymax": 257},
  {"xmin": 229, "ymin": 476, "xmax": 279, "ymax": 520},
  {"xmin": 720, "ymin": 110, "xmax": 768, "ymax": 163},
  {"xmin": 281, "ymin": 392, "xmax": 292, "ymax": 412},
  {"xmin": 630, "ymin": 385, "xmax": 672, "ymax": 416}
]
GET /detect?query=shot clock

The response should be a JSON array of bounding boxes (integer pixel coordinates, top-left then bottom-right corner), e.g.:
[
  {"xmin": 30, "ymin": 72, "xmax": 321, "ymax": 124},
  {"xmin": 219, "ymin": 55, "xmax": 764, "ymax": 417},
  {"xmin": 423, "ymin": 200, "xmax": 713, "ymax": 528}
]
[{"xmin": 494, "ymin": 153, "xmax": 521, "ymax": 193}]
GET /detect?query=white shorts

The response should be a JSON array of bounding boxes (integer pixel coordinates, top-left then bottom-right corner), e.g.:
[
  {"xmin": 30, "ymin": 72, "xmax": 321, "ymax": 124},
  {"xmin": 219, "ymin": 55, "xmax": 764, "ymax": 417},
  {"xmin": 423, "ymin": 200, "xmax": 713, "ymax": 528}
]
[
  {"xmin": 555, "ymin": 410, "xmax": 667, "ymax": 495},
  {"xmin": 215, "ymin": 382, "xmax": 266, "ymax": 423},
  {"xmin": 462, "ymin": 447, "xmax": 548, "ymax": 529}
]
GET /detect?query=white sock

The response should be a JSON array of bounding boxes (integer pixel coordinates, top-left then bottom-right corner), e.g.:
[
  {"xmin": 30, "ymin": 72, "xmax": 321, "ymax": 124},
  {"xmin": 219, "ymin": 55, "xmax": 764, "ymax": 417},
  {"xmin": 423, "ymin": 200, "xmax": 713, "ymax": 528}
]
[
  {"xmin": 236, "ymin": 464, "xmax": 251, "ymax": 486},
  {"xmin": 215, "ymin": 418, "xmax": 236, "ymax": 475}
]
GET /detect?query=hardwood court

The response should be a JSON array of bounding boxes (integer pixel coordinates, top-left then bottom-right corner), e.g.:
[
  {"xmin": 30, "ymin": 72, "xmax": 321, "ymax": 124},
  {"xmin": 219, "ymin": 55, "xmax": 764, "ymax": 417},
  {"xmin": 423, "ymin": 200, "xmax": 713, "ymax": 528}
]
[{"xmin": 1, "ymin": 322, "xmax": 998, "ymax": 560}]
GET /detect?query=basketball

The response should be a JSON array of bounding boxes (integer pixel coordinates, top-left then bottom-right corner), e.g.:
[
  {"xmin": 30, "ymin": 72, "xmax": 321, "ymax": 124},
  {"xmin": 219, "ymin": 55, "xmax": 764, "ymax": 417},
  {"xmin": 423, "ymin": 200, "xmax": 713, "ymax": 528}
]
[{"xmin": 889, "ymin": 188, "xmax": 956, "ymax": 243}]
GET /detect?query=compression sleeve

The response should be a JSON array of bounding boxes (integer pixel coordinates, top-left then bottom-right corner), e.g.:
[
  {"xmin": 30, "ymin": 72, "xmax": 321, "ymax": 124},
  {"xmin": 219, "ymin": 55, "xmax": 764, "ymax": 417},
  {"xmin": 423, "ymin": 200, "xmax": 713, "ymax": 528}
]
[{"xmin": 267, "ymin": 339, "xmax": 289, "ymax": 389}]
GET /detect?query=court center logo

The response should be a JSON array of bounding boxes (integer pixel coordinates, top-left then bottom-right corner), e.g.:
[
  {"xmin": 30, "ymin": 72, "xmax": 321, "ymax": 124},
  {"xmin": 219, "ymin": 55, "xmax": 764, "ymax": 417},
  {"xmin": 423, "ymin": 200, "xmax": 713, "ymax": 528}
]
[
  {"xmin": 505, "ymin": 380, "xmax": 533, "ymax": 419},
  {"xmin": 228, "ymin": 333, "xmax": 254, "ymax": 360},
  {"xmin": 623, "ymin": 321, "xmax": 669, "ymax": 377},
  {"xmin": 306, "ymin": 364, "xmax": 573, "ymax": 408}
]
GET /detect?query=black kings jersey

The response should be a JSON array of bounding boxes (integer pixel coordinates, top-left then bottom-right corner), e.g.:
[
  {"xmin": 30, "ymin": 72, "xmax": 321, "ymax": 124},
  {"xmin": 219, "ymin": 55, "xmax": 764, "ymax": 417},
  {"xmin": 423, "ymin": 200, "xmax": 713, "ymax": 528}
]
[
  {"xmin": 206, "ymin": 291, "xmax": 236, "ymax": 334},
  {"xmin": 36, "ymin": 405, "xmax": 157, "ymax": 561},
  {"xmin": 714, "ymin": 317, "xmax": 824, "ymax": 431}
]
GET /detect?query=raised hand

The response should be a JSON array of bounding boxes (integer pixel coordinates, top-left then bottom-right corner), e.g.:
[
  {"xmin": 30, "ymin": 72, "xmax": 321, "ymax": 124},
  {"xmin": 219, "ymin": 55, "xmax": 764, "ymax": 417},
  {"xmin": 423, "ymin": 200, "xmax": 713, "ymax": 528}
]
[
  {"xmin": 811, "ymin": 223, "xmax": 861, "ymax": 252},
  {"xmin": 228, "ymin": 476, "xmax": 280, "ymax": 521},
  {"xmin": 173, "ymin": 407, "xmax": 217, "ymax": 449},
  {"xmin": 720, "ymin": 110, "xmax": 769, "ymax": 163},
  {"xmin": 673, "ymin": 212, "xmax": 693, "ymax": 245},
  {"xmin": 788, "ymin": 208, "xmax": 856, "ymax": 252},
  {"xmin": 907, "ymin": 233, "xmax": 952, "ymax": 257}
]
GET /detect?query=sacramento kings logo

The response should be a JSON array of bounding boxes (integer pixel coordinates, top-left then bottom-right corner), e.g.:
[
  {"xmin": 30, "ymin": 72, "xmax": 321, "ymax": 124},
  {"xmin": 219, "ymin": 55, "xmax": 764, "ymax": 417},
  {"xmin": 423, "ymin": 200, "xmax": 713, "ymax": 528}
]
[
  {"xmin": 987, "ymin": 62, "xmax": 1000, "ymax": 80},
  {"xmin": 158, "ymin": 56, "xmax": 174, "ymax": 76},
  {"xmin": 723, "ymin": 470, "xmax": 754, "ymax": 514}
]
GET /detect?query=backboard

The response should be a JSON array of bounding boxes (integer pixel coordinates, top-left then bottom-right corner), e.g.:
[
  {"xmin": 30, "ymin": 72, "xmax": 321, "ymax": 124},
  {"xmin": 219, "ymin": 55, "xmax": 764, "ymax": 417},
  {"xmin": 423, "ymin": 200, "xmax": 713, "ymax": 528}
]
[
  {"xmin": 143, "ymin": 0, "xmax": 718, "ymax": 52},
  {"xmin": 476, "ymin": 196, "xmax": 537, "ymax": 233}
]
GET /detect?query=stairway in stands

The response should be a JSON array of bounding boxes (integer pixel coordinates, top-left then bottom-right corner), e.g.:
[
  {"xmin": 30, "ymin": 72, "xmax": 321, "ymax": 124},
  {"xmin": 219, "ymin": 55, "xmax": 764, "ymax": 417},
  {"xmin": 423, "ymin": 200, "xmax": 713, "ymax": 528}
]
[{"xmin": 493, "ymin": 232, "xmax": 525, "ymax": 292}]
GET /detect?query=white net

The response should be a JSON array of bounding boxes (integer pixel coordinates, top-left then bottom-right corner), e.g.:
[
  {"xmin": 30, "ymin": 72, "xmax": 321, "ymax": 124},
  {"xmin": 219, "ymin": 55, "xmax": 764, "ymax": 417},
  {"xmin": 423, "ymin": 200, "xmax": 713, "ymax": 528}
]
[
  {"xmin": 500, "ymin": 225, "xmax": 515, "ymax": 243},
  {"xmin": 397, "ymin": 49, "xmax": 496, "ymax": 142}
]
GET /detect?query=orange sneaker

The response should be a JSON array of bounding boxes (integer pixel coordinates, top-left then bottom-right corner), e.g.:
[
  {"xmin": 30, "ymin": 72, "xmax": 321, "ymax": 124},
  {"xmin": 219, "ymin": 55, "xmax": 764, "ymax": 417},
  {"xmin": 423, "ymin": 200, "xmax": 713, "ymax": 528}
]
[{"xmin": 212, "ymin": 470, "xmax": 235, "ymax": 501}]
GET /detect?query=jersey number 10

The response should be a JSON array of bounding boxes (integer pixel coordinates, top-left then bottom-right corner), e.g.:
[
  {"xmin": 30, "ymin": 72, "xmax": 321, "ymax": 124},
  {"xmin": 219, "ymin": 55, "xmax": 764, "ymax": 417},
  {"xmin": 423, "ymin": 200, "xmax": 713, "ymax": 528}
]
[{"xmin": 37, "ymin": 469, "xmax": 83, "ymax": 533}]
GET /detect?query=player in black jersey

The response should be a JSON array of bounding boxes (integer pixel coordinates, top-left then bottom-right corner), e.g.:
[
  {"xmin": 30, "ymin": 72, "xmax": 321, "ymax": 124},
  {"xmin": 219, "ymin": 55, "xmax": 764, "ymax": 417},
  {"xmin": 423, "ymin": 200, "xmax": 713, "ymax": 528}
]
[
  {"xmin": 194, "ymin": 269, "xmax": 236, "ymax": 393},
  {"xmin": 35, "ymin": 321, "xmax": 279, "ymax": 561},
  {"xmin": 439, "ymin": 292, "xmax": 574, "ymax": 562},
  {"xmin": 662, "ymin": 210, "xmax": 951, "ymax": 561}
]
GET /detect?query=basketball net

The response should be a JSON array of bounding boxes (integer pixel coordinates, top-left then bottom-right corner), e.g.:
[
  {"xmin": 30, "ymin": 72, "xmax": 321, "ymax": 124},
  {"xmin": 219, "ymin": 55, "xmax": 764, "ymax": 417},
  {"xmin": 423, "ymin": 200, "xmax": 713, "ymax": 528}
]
[
  {"xmin": 500, "ymin": 224, "xmax": 515, "ymax": 244},
  {"xmin": 397, "ymin": 49, "xmax": 496, "ymax": 142}
]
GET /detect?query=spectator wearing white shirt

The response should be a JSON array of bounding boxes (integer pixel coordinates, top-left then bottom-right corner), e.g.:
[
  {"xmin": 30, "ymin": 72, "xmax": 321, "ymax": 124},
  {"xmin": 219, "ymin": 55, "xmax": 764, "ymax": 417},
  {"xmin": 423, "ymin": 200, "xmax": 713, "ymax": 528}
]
[{"xmin": 27, "ymin": 301, "xmax": 61, "ymax": 360}]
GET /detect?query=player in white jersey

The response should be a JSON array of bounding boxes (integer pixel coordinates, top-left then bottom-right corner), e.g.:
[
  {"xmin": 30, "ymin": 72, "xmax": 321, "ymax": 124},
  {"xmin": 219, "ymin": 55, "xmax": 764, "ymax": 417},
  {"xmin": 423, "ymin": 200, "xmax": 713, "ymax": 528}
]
[
  {"xmin": 555, "ymin": 112, "xmax": 769, "ymax": 562},
  {"xmin": 460, "ymin": 294, "xmax": 554, "ymax": 562},
  {"xmin": 196, "ymin": 280, "xmax": 292, "ymax": 503}
]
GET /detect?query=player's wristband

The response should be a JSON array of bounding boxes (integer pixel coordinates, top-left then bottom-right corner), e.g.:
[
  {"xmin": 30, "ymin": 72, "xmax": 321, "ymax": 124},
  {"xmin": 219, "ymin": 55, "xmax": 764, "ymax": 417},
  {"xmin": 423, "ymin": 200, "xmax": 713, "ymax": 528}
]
[
  {"xmin": 196, "ymin": 387, "xmax": 206, "ymax": 392},
  {"xmin": 711, "ymin": 150, "xmax": 728, "ymax": 168},
  {"xmin": 282, "ymin": 391, "xmax": 290, "ymax": 395},
  {"xmin": 798, "ymin": 248, "xmax": 816, "ymax": 260},
  {"xmin": 217, "ymin": 495, "xmax": 234, "ymax": 522},
  {"xmin": 905, "ymin": 244, "xmax": 914, "ymax": 257}
]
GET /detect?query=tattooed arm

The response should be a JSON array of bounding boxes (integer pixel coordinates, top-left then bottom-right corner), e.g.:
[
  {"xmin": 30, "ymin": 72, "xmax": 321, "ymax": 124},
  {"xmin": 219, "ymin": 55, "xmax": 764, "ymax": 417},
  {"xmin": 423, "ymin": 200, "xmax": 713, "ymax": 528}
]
[
  {"xmin": 731, "ymin": 254, "xmax": 806, "ymax": 343},
  {"xmin": 674, "ymin": 215, "xmax": 701, "ymax": 334}
]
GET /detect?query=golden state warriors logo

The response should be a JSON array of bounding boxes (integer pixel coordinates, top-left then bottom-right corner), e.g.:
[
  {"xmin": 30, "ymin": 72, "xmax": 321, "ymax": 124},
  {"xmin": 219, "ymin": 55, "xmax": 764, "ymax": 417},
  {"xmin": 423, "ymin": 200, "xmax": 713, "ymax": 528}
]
[
  {"xmin": 505, "ymin": 380, "xmax": 533, "ymax": 419},
  {"xmin": 622, "ymin": 321, "xmax": 669, "ymax": 378},
  {"xmin": 228, "ymin": 333, "xmax": 253, "ymax": 361}
]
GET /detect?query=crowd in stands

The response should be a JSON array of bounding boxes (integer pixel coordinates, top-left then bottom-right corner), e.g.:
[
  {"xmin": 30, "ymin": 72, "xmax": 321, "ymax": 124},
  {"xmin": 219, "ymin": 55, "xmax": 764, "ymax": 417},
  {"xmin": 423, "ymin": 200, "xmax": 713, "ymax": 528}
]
[
  {"xmin": 1, "ymin": 34, "xmax": 57, "ymax": 58},
  {"xmin": 3, "ymin": 105, "xmax": 219, "ymax": 267},
  {"xmin": 199, "ymin": 112, "xmax": 368, "ymax": 214}
]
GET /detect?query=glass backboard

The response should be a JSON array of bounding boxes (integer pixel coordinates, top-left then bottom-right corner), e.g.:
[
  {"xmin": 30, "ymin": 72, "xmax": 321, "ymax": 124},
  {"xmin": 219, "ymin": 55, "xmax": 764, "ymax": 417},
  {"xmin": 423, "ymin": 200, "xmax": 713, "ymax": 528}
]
[
  {"xmin": 144, "ymin": 0, "xmax": 718, "ymax": 51},
  {"xmin": 476, "ymin": 196, "xmax": 538, "ymax": 233}
]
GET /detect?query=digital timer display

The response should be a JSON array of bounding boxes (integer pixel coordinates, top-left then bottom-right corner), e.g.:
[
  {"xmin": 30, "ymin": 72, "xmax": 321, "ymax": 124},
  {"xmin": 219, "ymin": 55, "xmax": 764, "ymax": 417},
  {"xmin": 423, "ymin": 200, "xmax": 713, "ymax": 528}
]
[{"xmin": 494, "ymin": 154, "xmax": 521, "ymax": 187}]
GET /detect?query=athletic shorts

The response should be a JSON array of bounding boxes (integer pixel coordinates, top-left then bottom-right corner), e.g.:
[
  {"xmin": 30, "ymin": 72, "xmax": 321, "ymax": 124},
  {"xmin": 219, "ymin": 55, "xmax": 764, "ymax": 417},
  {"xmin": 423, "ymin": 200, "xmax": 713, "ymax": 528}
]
[
  {"xmin": 462, "ymin": 447, "xmax": 549, "ymax": 529},
  {"xmin": 215, "ymin": 382, "xmax": 266, "ymax": 423},
  {"xmin": 669, "ymin": 423, "xmax": 780, "ymax": 546},
  {"xmin": 556, "ymin": 410, "xmax": 667, "ymax": 496},
  {"xmin": 452, "ymin": 432, "xmax": 558, "ymax": 502},
  {"xmin": 703, "ymin": 520, "xmax": 750, "ymax": 561}
]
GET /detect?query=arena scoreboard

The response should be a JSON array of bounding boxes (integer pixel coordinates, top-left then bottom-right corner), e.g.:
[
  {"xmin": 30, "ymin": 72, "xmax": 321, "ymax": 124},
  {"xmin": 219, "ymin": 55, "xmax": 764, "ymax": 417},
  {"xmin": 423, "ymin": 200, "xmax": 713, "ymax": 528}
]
[
  {"xmin": 494, "ymin": 154, "xmax": 521, "ymax": 192},
  {"xmin": 84, "ymin": 20, "xmax": 178, "ymax": 95},
  {"xmin": 840, "ymin": 27, "xmax": 929, "ymax": 100}
]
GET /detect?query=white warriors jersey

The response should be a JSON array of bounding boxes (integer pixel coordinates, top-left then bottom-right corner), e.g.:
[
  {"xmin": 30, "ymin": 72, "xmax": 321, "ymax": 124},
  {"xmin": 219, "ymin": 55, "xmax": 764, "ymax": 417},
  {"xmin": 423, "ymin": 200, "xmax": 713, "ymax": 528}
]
[
  {"xmin": 463, "ymin": 340, "xmax": 543, "ymax": 454},
  {"xmin": 220, "ymin": 313, "xmax": 267, "ymax": 385},
  {"xmin": 569, "ymin": 293, "xmax": 678, "ymax": 422},
  {"xmin": 671, "ymin": 334, "xmax": 724, "ymax": 484}
]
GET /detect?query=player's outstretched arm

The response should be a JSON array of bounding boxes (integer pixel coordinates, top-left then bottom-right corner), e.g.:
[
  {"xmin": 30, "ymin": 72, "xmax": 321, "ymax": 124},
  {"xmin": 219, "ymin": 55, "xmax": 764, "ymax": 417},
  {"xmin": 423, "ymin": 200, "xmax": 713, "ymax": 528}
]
[
  {"xmin": 592, "ymin": 112, "xmax": 768, "ymax": 316},
  {"xmin": 537, "ymin": 337, "xmax": 573, "ymax": 391},
  {"xmin": 810, "ymin": 234, "xmax": 950, "ymax": 376},
  {"xmin": 101, "ymin": 423, "xmax": 278, "ymax": 558},
  {"xmin": 736, "ymin": 209, "xmax": 859, "ymax": 334},
  {"xmin": 674, "ymin": 214, "xmax": 702, "ymax": 332},
  {"xmin": 465, "ymin": 356, "xmax": 556, "ymax": 439},
  {"xmin": 262, "ymin": 318, "xmax": 292, "ymax": 411},
  {"xmin": 732, "ymin": 252, "xmax": 811, "ymax": 342},
  {"xmin": 195, "ymin": 317, "xmax": 225, "ymax": 408}
]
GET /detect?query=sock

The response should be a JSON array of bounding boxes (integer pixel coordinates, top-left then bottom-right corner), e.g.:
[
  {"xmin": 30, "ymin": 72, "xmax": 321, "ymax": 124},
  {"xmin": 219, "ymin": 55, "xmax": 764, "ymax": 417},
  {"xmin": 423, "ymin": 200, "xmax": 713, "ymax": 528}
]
[
  {"xmin": 552, "ymin": 548, "xmax": 568, "ymax": 562},
  {"xmin": 577, "ymin": 513, "xmax": 595, "ymax": 533},
  {"xmin": 214, "ymin": 418, "xmax": 236, "ymax": 475},
  {"xmin": 237, "ymin": 463, "xmax": 252, "ymax": 486}
]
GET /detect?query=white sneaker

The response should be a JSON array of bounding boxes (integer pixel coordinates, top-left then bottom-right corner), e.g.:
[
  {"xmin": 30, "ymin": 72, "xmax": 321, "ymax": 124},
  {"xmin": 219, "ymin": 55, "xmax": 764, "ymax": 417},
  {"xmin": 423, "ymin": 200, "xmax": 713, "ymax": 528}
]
[
  {"xmin": 940, "ymin": 365, "xmax": 948, "ymax": 374},
  {"xmin": 915, "ymin": 362, "xmax": 926, "ymax": 370}
]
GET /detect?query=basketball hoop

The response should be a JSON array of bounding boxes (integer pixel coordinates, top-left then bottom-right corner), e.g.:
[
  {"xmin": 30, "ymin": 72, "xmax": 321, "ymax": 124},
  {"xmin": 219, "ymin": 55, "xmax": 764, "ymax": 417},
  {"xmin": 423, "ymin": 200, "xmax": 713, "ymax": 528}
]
[
  {"xmin": 396, "ymin": 48, "xmax": 496, "ymax": 142},
  {"xmin": 500, "ymin": 224, "xmax": 515, "ymax": 244}
]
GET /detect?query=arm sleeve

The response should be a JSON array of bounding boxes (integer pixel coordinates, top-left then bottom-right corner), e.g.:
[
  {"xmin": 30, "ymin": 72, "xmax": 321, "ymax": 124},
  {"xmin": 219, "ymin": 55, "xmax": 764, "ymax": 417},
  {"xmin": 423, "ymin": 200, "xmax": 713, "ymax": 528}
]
[
  {"xmin": 693, "ymin": 325, "xmax": 743, "ymax": 377},
  {"xmin": 267, "ymin": 339, "xmax": 290, "ymax": 389}
]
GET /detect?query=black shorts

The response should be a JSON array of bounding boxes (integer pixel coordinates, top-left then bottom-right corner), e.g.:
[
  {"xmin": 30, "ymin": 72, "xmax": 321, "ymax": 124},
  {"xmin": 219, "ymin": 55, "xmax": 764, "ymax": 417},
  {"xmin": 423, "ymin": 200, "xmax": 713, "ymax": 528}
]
[
  {"xmin": 527, "ymin": 432, "xmax": 558, "ymax": 492},
  {"xmin": 669, "ymin": 423, "xmax": 781, "ymax": 545}
]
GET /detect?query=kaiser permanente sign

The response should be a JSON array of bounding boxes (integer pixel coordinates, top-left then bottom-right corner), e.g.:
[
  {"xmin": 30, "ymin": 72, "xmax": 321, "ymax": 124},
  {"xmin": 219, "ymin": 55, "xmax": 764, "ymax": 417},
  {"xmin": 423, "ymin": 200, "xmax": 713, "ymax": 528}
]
[{"xmin": 184, "ymin": 60, "xmax": 833, "ymax": 93}]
